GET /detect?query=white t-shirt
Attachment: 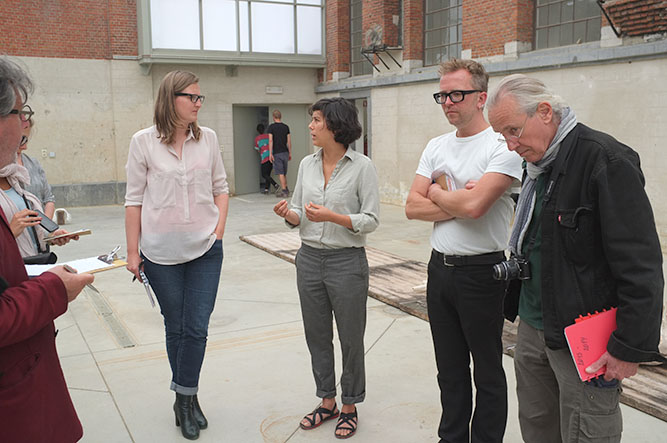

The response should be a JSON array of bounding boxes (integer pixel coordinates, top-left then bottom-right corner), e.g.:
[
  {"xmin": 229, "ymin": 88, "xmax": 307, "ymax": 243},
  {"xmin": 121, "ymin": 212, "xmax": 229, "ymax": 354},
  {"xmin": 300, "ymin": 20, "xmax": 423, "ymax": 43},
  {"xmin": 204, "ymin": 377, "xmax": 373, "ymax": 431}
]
[{"xmin": 416, "ymin": 126, "xmax": 523, "ymax": 255}]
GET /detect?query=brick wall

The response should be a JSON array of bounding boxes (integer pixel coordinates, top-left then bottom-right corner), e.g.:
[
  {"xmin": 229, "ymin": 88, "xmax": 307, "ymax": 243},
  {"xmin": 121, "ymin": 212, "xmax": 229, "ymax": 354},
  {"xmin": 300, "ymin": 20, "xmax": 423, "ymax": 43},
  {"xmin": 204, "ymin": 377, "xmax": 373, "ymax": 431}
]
[
  {"xmin": 109, "ymin": 0, "xmax": 138, "ymax": 56},
  {"xmin": 403, "ymin": 0, "xmax": 424, "ymax": 61},
  {"xmin": 323, "ymin": 0, "xmax": 538, "ymax": 78},
  {"xmin": 463, "ymin": 0, "xmax": 534, "ymax": 58},
  {"xmin": 0, "ymin": 0, "xmax": 137, "ymax": 60},
  {"xmin": 362, "ymin": 0, "xmax": 400, "ymax": 48},
  {"xmin": 319, "ymin": 0, "xmax": 665, "ymax": 83},
  {"xmin": 326, "ymin": 0, "xmax": 351, "ymax": 80}
]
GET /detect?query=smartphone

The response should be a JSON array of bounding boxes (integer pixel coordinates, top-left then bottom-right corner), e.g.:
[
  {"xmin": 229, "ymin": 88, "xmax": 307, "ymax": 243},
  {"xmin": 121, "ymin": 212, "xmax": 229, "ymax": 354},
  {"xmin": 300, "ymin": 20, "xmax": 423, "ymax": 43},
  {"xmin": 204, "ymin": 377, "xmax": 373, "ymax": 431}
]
[{"xmin": 33, "ymin": 209, "xmax": 60, "ymax": 233}]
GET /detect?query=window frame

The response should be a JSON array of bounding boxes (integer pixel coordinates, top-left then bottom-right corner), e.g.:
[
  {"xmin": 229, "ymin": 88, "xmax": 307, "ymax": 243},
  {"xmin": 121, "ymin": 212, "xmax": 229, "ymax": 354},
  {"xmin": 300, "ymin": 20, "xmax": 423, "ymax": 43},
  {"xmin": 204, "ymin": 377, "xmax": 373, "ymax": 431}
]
[
  {"xmin": 137, "ymin": 0, "xmax": 326, "ymax": 71},
  {"xmin": 350, "ymin": 0, "xmax": 374, "ymax": 77},
  {"xmin": 423, "ymin": 0, "xmax": 462, "ymax": 67},
  {"xmin": 534, "ymin": 0, "xmax": 602, "ymax": 50}
]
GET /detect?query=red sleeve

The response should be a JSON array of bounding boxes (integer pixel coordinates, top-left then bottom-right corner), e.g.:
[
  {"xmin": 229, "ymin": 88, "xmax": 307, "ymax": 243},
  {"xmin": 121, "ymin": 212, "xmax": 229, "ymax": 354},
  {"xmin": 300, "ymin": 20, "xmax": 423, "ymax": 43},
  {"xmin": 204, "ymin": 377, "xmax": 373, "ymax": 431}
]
[{"xmin": 0, "ymin": 272, "xmax": 68, "ymax": 347}]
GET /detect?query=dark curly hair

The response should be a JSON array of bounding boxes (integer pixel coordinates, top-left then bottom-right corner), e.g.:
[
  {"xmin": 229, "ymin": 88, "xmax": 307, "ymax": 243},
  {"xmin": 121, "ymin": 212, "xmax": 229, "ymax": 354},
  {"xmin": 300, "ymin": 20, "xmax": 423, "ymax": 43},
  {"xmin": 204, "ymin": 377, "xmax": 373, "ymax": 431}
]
[{"xmin": 308, "ymin": 97, "xmax": 362, "ymax": 148}]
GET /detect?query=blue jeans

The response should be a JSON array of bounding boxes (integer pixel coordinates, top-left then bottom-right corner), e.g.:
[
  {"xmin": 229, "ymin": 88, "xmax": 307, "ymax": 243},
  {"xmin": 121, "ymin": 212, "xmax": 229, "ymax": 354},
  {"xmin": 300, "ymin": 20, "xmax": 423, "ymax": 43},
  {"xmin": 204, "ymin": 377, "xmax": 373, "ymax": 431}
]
[{"xmin": 142, "ymin": 240, "xmax": 223, "ymax": 395}]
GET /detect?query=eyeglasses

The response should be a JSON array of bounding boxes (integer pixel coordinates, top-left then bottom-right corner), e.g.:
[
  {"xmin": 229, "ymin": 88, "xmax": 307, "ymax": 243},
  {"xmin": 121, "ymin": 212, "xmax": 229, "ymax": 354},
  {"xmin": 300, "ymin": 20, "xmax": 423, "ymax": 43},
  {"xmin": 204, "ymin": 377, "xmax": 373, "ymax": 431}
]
[
  {"xmin": 175, "ymin": 92, "xmax": 205, "ymax": 104},
  {"xmin": 433, "ymin": 90, "xmax": 481, "ymax": 105},
  {"xmin": 498, "ymin": 114, "xmax": 529, "ymax": 144},
  {"xmin": 8, "ymin": 104, "xmax": 34, "ymax": 122}
]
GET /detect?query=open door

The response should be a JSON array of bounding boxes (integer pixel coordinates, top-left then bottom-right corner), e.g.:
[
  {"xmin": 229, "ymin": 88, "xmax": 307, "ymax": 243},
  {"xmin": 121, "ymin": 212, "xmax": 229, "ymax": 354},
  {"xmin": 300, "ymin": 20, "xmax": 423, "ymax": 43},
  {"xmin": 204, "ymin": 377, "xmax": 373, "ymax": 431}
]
[
  {"xmin": 232, "ymin": 106, "xmax": 269, "ymax": 195},
  {"xmin": 342, "ymin": 91, "xmax": 371, "ymax": 158}
]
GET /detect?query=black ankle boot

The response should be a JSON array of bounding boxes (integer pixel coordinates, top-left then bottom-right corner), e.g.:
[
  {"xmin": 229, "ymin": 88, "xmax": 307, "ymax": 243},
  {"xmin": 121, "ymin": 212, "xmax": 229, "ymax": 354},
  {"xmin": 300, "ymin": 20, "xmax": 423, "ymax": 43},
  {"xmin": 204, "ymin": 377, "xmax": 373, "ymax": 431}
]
[
  {"xmin": 174, "ymin": 393, "xmax": 199, "ymax": 440},
  {"xmin": 192, "ymin": 394, "xmax": 208, "ymax": 430}
]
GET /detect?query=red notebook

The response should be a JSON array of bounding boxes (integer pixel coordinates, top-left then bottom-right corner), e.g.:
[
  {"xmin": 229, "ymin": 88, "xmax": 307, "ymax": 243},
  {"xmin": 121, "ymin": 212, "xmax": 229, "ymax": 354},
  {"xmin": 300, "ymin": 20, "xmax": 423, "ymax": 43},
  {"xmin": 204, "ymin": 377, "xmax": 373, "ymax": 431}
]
[{"xmin": 564, "ymin": 307, "xmax": 618, "ymax": 382}]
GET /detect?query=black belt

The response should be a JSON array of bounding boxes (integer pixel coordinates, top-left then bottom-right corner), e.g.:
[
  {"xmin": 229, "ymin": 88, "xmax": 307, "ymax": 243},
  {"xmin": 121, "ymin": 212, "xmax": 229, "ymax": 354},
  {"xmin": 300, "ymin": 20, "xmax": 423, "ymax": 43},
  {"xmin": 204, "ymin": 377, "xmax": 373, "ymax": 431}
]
[{"xmin": 433, "ymin": 250, "xmax": 505, "ymax": 267}]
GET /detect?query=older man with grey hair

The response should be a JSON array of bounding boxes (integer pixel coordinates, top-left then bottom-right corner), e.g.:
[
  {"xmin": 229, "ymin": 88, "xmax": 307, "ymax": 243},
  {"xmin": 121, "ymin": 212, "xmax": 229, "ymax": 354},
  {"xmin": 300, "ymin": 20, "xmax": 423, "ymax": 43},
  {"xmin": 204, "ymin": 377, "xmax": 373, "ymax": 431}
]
[
  {"xmin": 0, "ymin": 56, "xmax": 93, "ymax": 443},
  {"xmin": 487, "ymin": 74, "xmax": 665, "ymax": 443}
]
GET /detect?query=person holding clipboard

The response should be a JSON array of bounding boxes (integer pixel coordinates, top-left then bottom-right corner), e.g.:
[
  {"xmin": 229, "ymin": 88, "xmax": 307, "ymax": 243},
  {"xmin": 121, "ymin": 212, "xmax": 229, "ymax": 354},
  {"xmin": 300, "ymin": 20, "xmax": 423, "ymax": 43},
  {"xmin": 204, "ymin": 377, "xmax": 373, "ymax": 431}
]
[
  {"xmin": 124, "ymin": 70, "xmax": 229, "ymax": 441},
  {"xmin": 0, "ymin": 54, "xmax": 94, "ymax": 443}
]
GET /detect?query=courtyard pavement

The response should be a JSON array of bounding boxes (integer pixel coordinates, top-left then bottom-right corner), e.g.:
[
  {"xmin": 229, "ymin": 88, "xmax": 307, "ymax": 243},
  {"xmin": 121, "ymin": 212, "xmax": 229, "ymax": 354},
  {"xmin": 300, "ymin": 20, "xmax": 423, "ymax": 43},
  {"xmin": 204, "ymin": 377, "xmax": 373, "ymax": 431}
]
[{"xmin": 51, "ymin": 193, "xmax": 667, "ymax": 442}]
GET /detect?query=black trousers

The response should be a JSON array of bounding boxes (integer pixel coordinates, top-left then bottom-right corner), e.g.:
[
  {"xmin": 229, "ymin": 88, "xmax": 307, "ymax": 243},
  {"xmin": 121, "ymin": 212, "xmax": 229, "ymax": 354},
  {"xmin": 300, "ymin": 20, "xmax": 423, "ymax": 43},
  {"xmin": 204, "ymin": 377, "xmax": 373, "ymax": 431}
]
[
  {"xmin": 426, "ymin": 250, "xmax": 508, "ymax": 443},
  {"xmin": 261, "ymin": 162, "xmax": 278, "ymax": 190}
]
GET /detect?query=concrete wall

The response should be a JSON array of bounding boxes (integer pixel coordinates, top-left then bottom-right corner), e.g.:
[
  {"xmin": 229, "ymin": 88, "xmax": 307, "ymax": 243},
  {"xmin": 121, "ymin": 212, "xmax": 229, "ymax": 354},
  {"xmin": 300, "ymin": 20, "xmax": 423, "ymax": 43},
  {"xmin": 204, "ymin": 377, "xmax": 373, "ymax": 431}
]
[{"xmin": 17, "ymin": 56, "xmax": 319, "ymax": 203}]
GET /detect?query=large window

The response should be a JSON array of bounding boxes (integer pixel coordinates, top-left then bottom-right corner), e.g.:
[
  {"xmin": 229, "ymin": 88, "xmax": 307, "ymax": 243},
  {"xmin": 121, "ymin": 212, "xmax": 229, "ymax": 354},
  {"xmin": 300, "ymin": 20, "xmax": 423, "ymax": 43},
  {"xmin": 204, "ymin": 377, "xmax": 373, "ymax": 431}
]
[
  {"xmin": 424, "ymin": 0, "xmax": 462, "ymax": 67},
  {"xmin": 350, "ymin": 0, "xmax": 373, "ymax": 76},
  {"xmin": 149, "ymin": 0, "xmax": 322, "ymax": 55},
  {"xmin": 535, "ymin": 0, "xmax": 601, "ymax": 49}
]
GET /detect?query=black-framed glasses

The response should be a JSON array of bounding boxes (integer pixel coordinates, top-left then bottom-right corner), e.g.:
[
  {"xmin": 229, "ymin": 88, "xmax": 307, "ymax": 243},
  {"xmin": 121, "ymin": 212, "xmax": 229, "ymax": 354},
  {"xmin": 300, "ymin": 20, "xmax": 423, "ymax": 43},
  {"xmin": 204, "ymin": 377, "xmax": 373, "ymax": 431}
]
[
  {"xmin": 433, "ymin": 90, "xmax": 481, "ymax": 104},
  {"xmin": 8, "ymin": 104, "xmax": 34, "ymax": 122},
  {"xmin": 175, "ymin": 92, "xmax": 205, "ymax": 104}
]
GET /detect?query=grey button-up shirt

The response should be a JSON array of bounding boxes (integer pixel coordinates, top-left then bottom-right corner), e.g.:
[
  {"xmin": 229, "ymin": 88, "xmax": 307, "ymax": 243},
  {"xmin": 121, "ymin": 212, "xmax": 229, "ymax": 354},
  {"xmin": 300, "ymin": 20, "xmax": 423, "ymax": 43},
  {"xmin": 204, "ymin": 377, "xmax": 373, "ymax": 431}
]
[
  {"xmin": 21, "ymin": 153, "xmax": 55, "ymax": 206},
  {"xmin": 289, "ymin": 147, "xmax": 379, "ymax": 249}
]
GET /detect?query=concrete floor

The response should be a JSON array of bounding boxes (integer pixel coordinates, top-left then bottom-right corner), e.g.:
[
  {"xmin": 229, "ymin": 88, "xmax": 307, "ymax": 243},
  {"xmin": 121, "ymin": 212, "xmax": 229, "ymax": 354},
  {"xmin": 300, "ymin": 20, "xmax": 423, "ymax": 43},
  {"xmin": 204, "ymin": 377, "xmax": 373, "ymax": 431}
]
[{"xmin": 51, "ymin": 193, "xmax": 667, "ymax": 442}]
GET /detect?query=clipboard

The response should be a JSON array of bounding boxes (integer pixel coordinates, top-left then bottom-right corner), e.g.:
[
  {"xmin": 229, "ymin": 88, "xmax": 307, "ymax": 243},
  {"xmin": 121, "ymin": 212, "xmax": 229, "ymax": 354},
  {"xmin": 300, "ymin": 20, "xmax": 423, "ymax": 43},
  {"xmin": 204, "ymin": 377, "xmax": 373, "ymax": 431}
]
[
  {"xmin": 26, "ymin": 257, "xmax": 127, "ymax": 277},
  {"xmin": 90, "ymin": 259, "xmax": 127, "ymax": 273},
  {"xmin": 564, "ymin": 307, "xmax": 617, "ymax": 381}
]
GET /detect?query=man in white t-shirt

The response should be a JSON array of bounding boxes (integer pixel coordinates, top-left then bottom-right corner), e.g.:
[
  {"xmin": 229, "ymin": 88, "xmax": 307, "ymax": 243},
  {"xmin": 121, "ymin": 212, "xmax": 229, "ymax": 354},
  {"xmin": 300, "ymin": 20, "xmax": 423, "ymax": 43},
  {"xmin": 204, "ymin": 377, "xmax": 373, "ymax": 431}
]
[{"xmin": 406, "ymin": 58, "xmax": 522, "ymax": 443}]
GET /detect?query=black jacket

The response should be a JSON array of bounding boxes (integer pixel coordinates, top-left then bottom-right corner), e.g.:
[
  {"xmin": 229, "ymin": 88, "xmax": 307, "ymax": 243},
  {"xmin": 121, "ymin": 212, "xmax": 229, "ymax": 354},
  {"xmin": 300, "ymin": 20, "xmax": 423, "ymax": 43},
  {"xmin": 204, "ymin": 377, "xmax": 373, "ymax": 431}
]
[{"xmin": 507, "ymin": 123, "xmax": 664, "ymax": 363}]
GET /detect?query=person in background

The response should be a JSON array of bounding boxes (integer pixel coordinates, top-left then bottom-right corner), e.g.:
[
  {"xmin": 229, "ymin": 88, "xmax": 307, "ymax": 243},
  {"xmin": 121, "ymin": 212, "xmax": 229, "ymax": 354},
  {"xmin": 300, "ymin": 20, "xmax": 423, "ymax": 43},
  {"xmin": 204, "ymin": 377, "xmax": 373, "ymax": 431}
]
[
  {"xmin": 125, "ymin": 70, "xmax": 229, "ymax": 441},
  {"xmin": 268, "ymin": 109, "xmax": 291, "ymax": 198},
  {"xmin": 254, "ymin": 123, "xmax": 278, "ymax": 194},
  {"xmin": 17, "ymin": 119, "xmax": 56, "ymax": 219},
  {"xmin": 0, "ymin": 160, "xmax": 72, "ymax": 259},
  {"xmin": 487, "ymin": 74, "xmax": 665, "ymax": 443},
  {"xmin": 0, "ymin": 55, "xmax": 94, "ymax": 443},
  {"xmin": 405, "ymin": 58, "xmax": 522, "ymax": 443},
  {"xmin": 274, "ymin": 97, "xmax": 379, "ymax": 439}
]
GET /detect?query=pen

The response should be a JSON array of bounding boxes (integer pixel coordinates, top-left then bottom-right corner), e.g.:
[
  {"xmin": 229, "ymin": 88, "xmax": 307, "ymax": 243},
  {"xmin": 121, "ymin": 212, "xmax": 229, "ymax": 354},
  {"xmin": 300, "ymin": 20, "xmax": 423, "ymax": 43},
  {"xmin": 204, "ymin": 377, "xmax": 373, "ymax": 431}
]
[
  {"xmin": 139, "ymin": 269, "xmax": 156, "ymax": 308},
  {"xmin": 131, "ymin": 262, "xmax": 156, "ymax": 308},
  {"xmin": 62, "ymin": 264, "xmax": 99, "ymax": 293}
]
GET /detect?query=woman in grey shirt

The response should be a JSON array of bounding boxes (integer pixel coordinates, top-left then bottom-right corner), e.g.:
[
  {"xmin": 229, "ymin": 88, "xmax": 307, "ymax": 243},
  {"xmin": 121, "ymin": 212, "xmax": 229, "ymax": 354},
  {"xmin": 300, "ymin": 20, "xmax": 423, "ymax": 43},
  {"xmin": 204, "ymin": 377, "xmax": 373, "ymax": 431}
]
[
  {"xmin": 17, "ymin": 119, "xmax": 56, "ymax": 218},
  {"xmin": 274, "ymin": 97, "xmax": 379, "ymax": 439}
]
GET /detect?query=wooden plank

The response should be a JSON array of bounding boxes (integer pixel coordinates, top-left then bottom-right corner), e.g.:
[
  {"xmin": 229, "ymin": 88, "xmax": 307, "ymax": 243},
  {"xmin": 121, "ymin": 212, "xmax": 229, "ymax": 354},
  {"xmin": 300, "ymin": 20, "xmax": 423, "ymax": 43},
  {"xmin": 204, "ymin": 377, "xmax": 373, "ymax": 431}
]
[{"xmin": 240, "ymin": 232, "xmax": 667, "ymax": 422}]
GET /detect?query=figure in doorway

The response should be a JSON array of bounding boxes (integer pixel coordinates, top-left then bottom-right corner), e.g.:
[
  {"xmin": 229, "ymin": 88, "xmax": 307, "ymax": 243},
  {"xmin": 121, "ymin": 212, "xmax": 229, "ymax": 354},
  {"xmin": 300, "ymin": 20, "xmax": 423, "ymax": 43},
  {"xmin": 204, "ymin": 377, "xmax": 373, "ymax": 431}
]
[
  {"xmin": 255, "ymin": 123, "xmax": 278, "ymax": 194},
  {"xmin": 268, "ymin": 109, "xmax": 291, "ymax": 198}
]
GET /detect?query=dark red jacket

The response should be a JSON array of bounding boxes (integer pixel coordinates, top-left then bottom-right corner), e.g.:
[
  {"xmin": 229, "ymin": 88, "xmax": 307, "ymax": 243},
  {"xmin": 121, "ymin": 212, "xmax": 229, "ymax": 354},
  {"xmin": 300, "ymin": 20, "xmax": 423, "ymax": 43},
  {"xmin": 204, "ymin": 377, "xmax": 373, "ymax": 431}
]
[{"xmin": 0, "ymin": 209, "xmax": 83, "ymax": 442}]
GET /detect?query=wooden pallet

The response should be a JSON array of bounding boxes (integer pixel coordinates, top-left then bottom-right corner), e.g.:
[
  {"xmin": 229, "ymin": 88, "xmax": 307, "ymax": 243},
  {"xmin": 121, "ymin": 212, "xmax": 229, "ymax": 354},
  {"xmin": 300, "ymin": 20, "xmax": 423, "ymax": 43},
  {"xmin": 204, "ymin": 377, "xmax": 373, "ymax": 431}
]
[
  {"xmin": 240, "ymin": 231, "xmax": 430, "ymax": 320},
  {"xmin": 240, "ymin": 231, "xmax": 667, "ymax": 422}
]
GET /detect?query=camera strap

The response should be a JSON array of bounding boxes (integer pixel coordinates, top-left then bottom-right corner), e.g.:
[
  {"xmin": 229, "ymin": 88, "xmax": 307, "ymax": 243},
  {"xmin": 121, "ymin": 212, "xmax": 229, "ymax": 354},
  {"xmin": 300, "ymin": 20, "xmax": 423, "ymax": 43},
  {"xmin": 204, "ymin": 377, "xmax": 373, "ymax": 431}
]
[
  {"xmin": 22, "ymin": 194, "xmax": 49, "ymax": 254},
  {"xmin": 519, "ymin": 140, "xmax": 573, "ymax": 261}
]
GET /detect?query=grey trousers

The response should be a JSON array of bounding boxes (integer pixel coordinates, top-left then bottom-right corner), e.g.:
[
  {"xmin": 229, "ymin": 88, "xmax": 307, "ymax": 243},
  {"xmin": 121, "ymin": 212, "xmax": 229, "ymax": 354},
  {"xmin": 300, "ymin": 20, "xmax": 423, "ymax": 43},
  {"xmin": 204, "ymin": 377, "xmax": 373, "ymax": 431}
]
[
  {"xmin": 295, "ymin": 243, "xmax": 369, "ymax": 405},
  {"xmin": 514, "ymin": 321, "xmax": 622, "ymax": 443}
]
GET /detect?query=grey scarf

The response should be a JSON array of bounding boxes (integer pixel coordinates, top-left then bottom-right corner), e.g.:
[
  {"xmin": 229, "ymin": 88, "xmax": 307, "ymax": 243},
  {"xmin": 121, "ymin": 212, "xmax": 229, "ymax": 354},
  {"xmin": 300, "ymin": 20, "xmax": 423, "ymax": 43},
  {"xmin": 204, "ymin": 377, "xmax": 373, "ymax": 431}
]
[{"xmin": 509, "ymin": 107, "xmax": 578, "ymax": 255}]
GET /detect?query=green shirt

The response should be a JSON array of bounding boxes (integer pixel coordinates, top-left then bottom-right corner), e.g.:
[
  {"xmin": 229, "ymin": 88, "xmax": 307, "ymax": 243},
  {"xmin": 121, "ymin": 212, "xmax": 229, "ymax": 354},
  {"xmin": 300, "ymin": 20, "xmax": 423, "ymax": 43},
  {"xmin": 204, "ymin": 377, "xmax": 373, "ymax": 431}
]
[{"xmin": 518, "ymin": 174, "xmax": 545, "ymax": 330}]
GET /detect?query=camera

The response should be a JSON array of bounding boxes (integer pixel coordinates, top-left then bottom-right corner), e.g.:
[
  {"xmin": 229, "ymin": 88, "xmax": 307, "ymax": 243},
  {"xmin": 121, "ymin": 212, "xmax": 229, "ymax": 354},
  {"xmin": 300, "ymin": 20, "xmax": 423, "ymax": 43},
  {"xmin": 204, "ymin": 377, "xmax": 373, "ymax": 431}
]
[{"xmin": 493, "ymin": 256, "xmax": 531, "ymax": 281}]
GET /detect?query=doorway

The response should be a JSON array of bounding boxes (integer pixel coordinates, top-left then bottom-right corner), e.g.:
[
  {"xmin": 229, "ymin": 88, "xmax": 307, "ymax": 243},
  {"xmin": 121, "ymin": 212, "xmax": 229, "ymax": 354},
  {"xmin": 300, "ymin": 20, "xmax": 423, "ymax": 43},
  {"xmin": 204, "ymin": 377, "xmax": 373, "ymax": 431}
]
[
  {"xmin": 233, "ymin": 104, "xmax": 311, "ymax": 195},
  {"xmin": 232, "ymin": 106, "xmax": 268, "ymax": 195},
  {"xmin": 342, "ymin": 91, "xmax": 371, "ymax": 158}
]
